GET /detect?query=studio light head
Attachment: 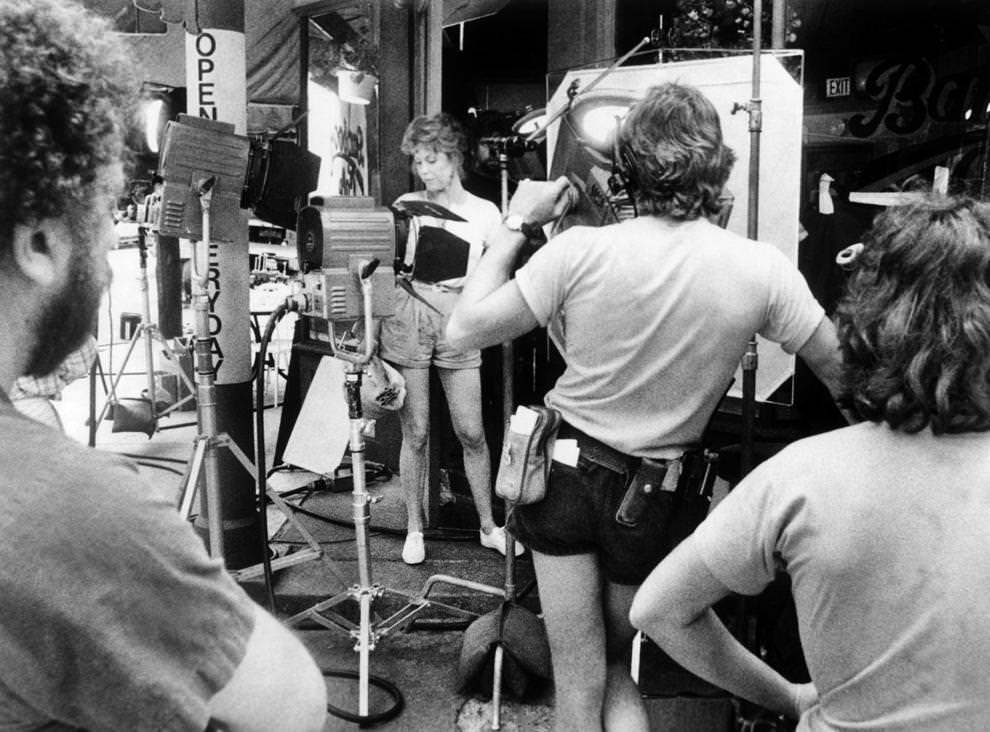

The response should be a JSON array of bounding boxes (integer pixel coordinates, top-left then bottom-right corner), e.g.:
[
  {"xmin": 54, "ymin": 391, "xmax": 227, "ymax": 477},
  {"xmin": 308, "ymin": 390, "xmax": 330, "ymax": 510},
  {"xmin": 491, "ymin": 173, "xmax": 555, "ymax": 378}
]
[
  {"xmin": 157, "ymin": 114, "xmax": 251, "ymax": 242},
  {"xmin": 294, "ymin": 197, "xmax": 396, "ymax": 322},
  {"xmin": 156, "ymin": 113, "xmax": 322, "ymax": 238}
]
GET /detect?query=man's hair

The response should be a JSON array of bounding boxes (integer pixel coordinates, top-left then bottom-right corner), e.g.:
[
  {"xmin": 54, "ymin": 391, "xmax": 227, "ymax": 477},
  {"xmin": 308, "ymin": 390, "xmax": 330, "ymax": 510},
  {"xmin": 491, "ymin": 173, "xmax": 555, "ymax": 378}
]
[
  {"xmin": 835, "ymin": 195, "xmax": 990, "ymax": 434},
  {"xmin": 617, "ymin": 82, "xmax": 736, "ymax": 220},
  {"xmin": 0, "ymin": 0, "xmax": 132, "ymax": 248},
  {"xmin": 400, "ymin": 112, "xmax": 467, "ymax": 176}
]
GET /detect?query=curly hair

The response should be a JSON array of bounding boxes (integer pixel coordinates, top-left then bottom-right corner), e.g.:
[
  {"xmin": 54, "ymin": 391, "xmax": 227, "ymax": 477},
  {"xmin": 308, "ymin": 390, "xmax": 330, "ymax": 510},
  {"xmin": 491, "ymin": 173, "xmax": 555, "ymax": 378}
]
[
  {"xmin": 835, "ymin": 195, "xmax": 990, "ymax": 434},
  {"xmin": 0, "ymin": 0, "xmax": 133, "ymax": 249},
  {"xmin": 616, "ymin": 82, "xmax": 736, "ymax": 220},
  {"xmin": 400, "ymin": 112, "xmax": 467, "ymax": 177}
]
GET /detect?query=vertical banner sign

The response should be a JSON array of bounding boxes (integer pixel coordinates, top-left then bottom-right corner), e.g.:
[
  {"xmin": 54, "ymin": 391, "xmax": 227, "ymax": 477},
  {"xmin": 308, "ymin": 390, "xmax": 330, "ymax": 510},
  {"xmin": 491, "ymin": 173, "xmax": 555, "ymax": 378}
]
[{"xmin": 185, "ymin": 0, "xmax": 261, "ymax": 568}]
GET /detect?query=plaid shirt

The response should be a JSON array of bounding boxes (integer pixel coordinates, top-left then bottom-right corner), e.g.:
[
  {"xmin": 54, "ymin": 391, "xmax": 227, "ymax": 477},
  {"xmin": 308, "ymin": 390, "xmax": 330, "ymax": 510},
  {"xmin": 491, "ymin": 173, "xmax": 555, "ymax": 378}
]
[{"xmin": 10, "ymin": 336, "xmax": 98, "ymax": 401}]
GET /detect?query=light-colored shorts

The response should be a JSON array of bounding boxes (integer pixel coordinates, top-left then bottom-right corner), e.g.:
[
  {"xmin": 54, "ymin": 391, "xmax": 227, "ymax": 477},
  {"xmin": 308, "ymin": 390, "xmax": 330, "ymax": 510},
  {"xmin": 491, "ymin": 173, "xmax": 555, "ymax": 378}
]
[{"xmin": 379, "ymin": 281, "xmax": 482, "ymax": 370}]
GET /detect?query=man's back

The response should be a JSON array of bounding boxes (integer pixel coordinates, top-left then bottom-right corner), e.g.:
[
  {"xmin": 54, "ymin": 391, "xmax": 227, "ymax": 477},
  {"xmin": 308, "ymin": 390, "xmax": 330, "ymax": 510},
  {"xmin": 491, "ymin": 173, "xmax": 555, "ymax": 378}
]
[
  {"xmin": 695, "ymin": 421, "xmax": 990, "ymax": 730},
  {"xmin": 0, "ymin": 402, "xmax": 257, "ymax": 730},
  {"xmin": 515, "ymin": 215, "xmax": 824, "ymax": 456}
]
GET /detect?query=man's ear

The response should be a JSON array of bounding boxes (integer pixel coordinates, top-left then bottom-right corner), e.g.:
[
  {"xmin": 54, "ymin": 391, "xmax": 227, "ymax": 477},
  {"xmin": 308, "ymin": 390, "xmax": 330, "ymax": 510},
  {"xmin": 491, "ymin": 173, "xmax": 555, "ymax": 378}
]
[{"xmin": 11, "ymin": 221, "xmax": 66, "ymax": 287}]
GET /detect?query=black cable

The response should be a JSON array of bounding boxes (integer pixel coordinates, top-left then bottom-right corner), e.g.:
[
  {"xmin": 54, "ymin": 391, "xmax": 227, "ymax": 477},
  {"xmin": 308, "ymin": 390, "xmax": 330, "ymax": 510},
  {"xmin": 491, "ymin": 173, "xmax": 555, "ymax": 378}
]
[
  {"xmin": 322, "ymin": 670, "xmax": 404, "ymax": 725},
  {"xmin": 274, "ymin": 497, "xmax": 480, "ymax": 542},
  {"xmin": 119, "ymin": 452, "xmax": 188, "ymax": 465},
  {"xmin": 253, "ymin": 301, "xmax": 288, "ymax": 614},
  {"xmin": 134, "ymin": 460, "xmax": 184, "ymax": 476}
]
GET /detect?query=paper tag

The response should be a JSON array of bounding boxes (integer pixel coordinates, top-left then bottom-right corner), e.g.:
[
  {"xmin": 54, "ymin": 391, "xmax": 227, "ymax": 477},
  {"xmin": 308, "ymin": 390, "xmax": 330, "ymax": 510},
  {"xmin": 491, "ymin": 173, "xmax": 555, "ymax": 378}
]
[
  {"xmin": 552, "ymin": 439, "xmax": 580, "ymax": 467},
  {"xmin": 509, "ymin": 405, "xmax": 539, "ymax": 434}
]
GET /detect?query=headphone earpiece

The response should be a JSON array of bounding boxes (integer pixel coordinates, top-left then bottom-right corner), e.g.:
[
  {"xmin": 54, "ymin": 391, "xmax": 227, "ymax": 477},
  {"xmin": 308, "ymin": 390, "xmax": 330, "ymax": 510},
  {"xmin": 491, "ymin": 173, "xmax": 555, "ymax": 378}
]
[{"xmin": 609, "ymin": 140, "xmax": 638, "ymax": 199}]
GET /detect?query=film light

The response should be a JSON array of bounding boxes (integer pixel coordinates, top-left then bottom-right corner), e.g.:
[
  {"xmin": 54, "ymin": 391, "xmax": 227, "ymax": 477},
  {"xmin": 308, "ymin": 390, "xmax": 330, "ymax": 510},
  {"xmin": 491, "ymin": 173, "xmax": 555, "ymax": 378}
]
[
  {"xmin": 294, "ymin": 197, "xmax": 396, "ymax": 321},
  {"xmin": 157, "ymin": 114, "xmax": 251, "ymax": 242}
]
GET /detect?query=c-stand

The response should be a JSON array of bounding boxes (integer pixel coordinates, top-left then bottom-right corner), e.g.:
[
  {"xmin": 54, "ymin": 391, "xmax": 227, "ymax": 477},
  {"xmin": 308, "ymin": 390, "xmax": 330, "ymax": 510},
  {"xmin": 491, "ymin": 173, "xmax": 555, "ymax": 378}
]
[
  {"xmin": 175, "ymin": 180, "xmax": 323, "ymax": 577},
  {"xmin": 91, "ymin": 225, "xmax": 195, "ymax": 438},
  {"xmin": 286, "ymin": 258, "xmax": 506, "ymax": 724}
]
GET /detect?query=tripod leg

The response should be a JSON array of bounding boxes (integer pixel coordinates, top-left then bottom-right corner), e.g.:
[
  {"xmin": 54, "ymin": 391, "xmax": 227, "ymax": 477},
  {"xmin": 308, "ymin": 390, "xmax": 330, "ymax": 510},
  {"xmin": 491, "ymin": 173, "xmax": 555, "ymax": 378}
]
[
  {"xmin": 178, "ymin": 436, "xmax": 208, "ymax": 519},
  {"xmin": 93, "ymin": 328, "xmax": 144, "ymax": 427},
  {"xmin": 358, "ymin": 590, "xmax": 372, "ymax": 717}
]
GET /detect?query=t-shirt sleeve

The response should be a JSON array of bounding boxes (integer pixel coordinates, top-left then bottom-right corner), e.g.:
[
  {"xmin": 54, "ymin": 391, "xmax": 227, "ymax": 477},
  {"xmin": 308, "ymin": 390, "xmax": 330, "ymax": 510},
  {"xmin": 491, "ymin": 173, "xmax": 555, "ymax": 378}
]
[
  {"xmin": 480, "ymin": 201, "xmax": 502, "ymax": 250},
  {"xmin": 514, "ymin": 230, "xmax": 575, "ymax": 326},
  {"xmin": 757, "ymin": 244, "xmax": 826, "ymax": 354},
  {"xmin": 0, "ymin": 442, "xmax": 256, "ymax": 731},
  {"xmin": 691, "ymin": 458, "xmax": 788, "ymax": 596}
]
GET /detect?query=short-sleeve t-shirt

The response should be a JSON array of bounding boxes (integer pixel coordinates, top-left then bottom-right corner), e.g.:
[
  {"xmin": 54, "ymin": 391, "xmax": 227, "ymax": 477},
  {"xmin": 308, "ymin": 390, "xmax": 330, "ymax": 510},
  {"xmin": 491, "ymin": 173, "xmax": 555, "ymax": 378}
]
[
  {"xmin": 514, "ymin": 215, "xmax": 824, "ymax": 458},
  {"xmin": 692, "ymin": 422, "xmax": 990, "ymax": 730},
  {"xmin": 0, "ymin": 400, "xmax": 255, "ymax": 731}
]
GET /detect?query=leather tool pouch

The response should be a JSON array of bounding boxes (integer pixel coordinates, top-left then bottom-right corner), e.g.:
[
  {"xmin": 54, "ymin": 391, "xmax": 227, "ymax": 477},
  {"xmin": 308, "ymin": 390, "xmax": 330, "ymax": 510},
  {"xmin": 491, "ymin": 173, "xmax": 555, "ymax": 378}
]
[
  {"xmin": 495, "ymin": 406, "xmax": 562, "ymax": 505},
  {"xmin": 614, "ymin": 450, "xmax": 720, "ymax": 551},
  {"xmin": 615, "ymin": 458, "xmax": 670, "ymax": 527}
]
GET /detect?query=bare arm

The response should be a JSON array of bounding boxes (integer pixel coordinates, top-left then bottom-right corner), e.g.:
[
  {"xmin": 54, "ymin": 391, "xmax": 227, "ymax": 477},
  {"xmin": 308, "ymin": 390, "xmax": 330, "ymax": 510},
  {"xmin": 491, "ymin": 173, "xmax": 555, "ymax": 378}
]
[
  {"xmin": 447, "ymin": 177, "xmax": 573, "ymax": 351},
  {"xmin": 629, "ymin": 537, "xmax": 818, "ymax": 720},
  {"xmin": 795, "ymin": 316, "xmax": 856, "ymax": 423},
  {"xmin": 208, "ymin": 604, "xmax": 327, "ymax": 731}
]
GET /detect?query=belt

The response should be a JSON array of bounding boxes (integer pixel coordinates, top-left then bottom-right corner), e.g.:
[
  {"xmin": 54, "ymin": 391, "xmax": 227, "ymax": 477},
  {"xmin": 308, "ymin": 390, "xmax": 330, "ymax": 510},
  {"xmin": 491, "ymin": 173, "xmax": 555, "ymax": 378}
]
[
  {"xmin": 412, "ymin": 279, "xmax": 462, "ymax": 293},
  {"xmin": 557, "ymin": 421, "xmax": 640, "ymax": 476}
]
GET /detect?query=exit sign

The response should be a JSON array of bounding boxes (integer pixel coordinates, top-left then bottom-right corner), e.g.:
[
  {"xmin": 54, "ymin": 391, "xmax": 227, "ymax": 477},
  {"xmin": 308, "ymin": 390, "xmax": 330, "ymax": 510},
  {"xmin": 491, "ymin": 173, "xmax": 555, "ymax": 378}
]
[{"xmin": 826, "ymin": 77, "xmax": 851, "ymax": 97}]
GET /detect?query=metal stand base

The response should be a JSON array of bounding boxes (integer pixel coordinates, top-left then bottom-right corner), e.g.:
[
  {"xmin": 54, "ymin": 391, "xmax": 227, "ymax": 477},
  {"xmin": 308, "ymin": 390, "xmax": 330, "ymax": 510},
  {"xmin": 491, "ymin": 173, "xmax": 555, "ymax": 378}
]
[
  {"xmin": 176, "ymin": 432, "xmax": 325, "ymax": 581},
  {"xmin": 287, "ymin": 363, "xmax": 505, "ymax": 723},
  {"xmin": 92, "ymin": 324, "xmax": 195, "ymax": 427}
]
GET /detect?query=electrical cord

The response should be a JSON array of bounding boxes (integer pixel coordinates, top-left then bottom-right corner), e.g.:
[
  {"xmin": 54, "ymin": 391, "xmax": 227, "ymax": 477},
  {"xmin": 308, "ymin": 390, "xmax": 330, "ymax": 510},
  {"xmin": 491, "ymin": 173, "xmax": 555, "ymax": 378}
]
[{"xmin": 253, "ymin": 300, "xmax": 288, "ymax": 614}]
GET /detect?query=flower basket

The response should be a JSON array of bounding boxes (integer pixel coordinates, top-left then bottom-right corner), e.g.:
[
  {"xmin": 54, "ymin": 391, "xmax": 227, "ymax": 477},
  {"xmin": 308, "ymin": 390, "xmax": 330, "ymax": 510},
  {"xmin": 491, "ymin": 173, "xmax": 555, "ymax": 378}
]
[{"xmin": 337, "ymin": 69, "xmax": 377, "ymax": 105}]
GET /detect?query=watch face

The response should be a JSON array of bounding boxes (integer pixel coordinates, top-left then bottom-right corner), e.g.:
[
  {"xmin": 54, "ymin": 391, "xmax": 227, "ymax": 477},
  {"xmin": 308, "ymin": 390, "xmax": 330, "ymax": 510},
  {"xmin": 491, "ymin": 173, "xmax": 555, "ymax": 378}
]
[{"xmin": 504, "ymin": 214, "xmax": 524, "ymax": 231}]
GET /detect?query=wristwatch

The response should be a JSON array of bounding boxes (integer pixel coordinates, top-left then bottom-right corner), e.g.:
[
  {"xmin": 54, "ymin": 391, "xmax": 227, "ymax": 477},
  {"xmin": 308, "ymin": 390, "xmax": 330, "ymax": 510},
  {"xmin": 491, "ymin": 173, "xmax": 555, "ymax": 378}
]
[{"xmin": 503, "ymin": 213, "xmax": 547, "ymax": 245}]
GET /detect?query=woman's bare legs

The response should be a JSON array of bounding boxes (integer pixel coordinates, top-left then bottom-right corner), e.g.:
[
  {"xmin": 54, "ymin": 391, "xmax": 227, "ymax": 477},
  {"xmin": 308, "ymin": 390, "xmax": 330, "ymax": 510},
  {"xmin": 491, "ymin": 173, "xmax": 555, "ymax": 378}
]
[
  {"xmin": 395, "ymin": 365, "xmax": 431, "ymax": 535},
  {"xmin": 438, "ymin": 366, "xmax": 495, "ymax": 532}
]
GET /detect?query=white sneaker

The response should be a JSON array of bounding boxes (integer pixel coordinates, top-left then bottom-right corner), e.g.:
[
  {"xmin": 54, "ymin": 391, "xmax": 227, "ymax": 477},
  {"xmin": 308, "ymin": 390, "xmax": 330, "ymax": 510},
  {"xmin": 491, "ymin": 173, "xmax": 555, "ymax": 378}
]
[
  {"xmin": 402, "ymin": 531, "xmax": 425, "ymax": 565},
  {"xmin": 480, "ymin": 526, "xmax": 525, "ymax": 557}
]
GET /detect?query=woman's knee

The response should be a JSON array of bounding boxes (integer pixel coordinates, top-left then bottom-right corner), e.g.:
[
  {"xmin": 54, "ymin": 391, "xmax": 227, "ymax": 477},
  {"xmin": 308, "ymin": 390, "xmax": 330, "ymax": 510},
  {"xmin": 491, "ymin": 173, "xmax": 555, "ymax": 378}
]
[
  {"xmin": 455, "ymin": 426, "xmax": 488, "ymax": 453},
  {"xmin": 400, "ymin": 421, "xmax": 431, "ymax": 452}
]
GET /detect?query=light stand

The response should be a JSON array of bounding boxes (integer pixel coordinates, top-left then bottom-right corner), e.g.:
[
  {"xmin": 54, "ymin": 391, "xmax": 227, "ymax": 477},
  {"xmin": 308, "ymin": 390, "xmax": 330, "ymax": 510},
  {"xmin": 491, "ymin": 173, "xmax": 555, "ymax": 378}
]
[
  {"xmin": 174, "ymin": 179, "xmax": 325, "ymax": 578},
  {"xmin": 91, "ymin": 225, "xmax": 195, "ymax": 437},
  {"xmin": 286, "ymin": 259, "xmax": 506, "ymax": 724}
]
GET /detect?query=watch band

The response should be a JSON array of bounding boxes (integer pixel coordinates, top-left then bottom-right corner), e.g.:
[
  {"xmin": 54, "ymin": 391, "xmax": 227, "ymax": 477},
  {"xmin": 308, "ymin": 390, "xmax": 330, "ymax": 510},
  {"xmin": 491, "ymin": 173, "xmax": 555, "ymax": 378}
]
[{"xmin": 504, "ymin": 214, "xmax": 547, "ymax": 245}]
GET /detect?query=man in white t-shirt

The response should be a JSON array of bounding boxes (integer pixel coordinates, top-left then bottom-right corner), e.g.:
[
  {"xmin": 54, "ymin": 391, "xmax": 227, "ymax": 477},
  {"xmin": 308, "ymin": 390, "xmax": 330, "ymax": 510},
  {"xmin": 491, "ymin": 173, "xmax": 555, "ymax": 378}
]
[{"xmin": 447, "ymin": 82, "xmax": 843, "ymax": 732}]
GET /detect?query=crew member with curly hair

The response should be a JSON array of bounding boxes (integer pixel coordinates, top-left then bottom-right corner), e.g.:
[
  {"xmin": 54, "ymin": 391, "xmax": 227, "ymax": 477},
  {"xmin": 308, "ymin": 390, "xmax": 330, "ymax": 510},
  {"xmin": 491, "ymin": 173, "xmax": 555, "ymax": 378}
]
[
  {"xmin": 0, "ymin": 2, "xmax": 326, "ymax": 729},
  {"xmin": 631, "ymin": 194, "xmax": 990, "ymax": 729},
  {"xmin": 448, "ymin": 82, "xmax": 844, "ymax": 731}
]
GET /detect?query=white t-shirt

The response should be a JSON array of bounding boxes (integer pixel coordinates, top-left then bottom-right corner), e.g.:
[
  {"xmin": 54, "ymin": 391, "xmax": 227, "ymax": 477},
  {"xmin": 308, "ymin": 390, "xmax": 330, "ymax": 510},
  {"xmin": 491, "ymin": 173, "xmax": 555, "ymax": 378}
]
[
  {"xmin": 515, "ymin": 215, "xmax": 824, "ymax": 458},
  {"xmin": 693, "ymin": 422, "xmax": 990, "ymax": 730}
]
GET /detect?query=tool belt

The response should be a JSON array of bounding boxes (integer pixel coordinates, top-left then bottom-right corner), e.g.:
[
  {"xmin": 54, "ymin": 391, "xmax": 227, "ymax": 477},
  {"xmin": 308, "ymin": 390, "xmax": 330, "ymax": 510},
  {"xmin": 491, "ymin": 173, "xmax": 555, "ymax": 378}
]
[{"xmin": 558, "ymin": 421, "xmax": 719, "ymax": 549}]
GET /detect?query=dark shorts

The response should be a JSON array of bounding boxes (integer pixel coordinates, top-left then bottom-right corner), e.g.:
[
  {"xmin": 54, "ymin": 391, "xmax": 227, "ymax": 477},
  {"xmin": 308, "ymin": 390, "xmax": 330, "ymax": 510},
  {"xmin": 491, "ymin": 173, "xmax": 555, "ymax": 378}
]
[{"xmin": 508, "ymin": 454, "xmax": 675, "ymax": 586}]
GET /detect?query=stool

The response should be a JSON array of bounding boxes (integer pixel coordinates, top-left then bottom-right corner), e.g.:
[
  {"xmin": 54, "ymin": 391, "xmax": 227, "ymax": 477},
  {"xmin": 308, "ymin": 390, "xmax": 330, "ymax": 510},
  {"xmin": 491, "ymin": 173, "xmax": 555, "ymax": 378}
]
[{"xmin": 119, "ymin": 312, "xmax": 141, "ymax": 340}]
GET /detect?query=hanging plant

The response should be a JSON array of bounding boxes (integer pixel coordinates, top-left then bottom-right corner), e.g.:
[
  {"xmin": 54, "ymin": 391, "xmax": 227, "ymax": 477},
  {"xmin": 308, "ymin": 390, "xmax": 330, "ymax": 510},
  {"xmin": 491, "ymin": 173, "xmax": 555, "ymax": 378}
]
[
  {"xmin": 667, "ymin": 0, "xmax": 802, "ymax": 49},
  {"xmin": 312, "ymin": 38, "xmax": 379, "ymax": 85}
]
